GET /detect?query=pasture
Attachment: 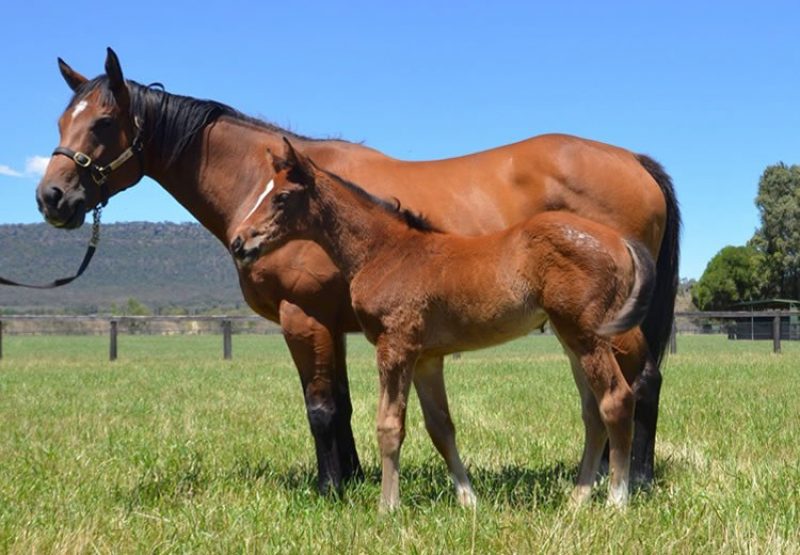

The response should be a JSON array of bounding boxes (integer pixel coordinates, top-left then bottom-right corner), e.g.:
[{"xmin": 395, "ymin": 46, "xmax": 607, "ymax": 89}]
[{"xmin": 0, "ymin": 334, "xmax": 798, "ymax": 553}]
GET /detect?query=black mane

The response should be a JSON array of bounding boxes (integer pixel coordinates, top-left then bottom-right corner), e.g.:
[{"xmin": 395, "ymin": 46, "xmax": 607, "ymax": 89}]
[
  {"xmin": 69, "ymin": 77, "xmax": 323, "ymax": 168},
  {"xmin": 69, "ymin": 77, "xmax": 436, "ymax": 232}
]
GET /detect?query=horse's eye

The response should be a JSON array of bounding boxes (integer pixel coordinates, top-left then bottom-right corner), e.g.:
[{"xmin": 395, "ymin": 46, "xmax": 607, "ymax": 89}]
[
  {"xmin": 92, "ymin": 117, "xmax": 115, "ymax": 132},
  {"xmin": 274, "ymin": 192, "xmax": 291, "ymax": 205}
]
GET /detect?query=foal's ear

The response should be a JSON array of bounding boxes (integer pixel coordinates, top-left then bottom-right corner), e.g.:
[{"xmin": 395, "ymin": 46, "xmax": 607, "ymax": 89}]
[
  {"xmin": 58, "ymin": 58, "xmax": 88, "ymax": 92},
  {"xmin": 104, "ymin": 47, "xmax": 130, "ymax": 109},
  {"xmin": 282, "ymin": 138, "xmax": 317, "ymax": 189}
]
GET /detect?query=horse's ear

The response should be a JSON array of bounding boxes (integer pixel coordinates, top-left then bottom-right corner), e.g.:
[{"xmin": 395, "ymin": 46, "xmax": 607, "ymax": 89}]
[
  {"xmin": 104, "ymin": 47, "xmax": 130, "ymax": 109},
  {"xmin": 282, "ymin": 138, "xmax": 316, "ymax": 189},
  {"xmin": 105, "ymin": 48, "xmax": 124, "ymax": 89},
  {"xmin": 58, "ymin": 58, "xmax": 87, "ymax": 92}
]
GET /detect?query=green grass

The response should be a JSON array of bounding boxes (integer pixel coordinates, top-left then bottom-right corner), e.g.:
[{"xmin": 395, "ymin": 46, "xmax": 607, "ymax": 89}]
[{"xmin": 0, "ymin": 334, "xmax": 798, "ymax": 553}]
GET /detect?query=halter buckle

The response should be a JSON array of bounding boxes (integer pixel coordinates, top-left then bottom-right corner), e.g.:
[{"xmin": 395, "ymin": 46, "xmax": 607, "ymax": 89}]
[
  {"xmin": 73, "ymin": 152, "xmax": 92, "ymax": 168},
  {"xmin": 91, "ymin": 167, "xmax": 110, "ymax": 186}
]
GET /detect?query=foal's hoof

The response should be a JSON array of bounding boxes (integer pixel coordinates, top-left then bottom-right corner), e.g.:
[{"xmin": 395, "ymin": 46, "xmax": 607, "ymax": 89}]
[
  {"xmin": 569, "ymin": 485, "xmax": 592, "ymax": 508},
  {"xmin": 606, "ymin": 489, "xmax": 629, "ymax": 510},
  {"xmin": 457, "ymin": 485, "xmax": 478, "ymax": 508},
  {"xmin": 379, "ymin": 497, "xmax": 400, "ymax": 514}
]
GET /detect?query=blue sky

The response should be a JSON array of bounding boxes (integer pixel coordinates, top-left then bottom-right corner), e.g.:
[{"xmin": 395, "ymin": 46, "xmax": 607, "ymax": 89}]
[{"xmin": 1, "ymin": 1, "xmax": 798, "ymax": 279}]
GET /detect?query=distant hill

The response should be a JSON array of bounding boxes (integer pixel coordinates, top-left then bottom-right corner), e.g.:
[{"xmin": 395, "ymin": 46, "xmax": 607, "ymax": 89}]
[{"xmin": 0, "ymin": 222, "xmax": 251, "ymax": 314}]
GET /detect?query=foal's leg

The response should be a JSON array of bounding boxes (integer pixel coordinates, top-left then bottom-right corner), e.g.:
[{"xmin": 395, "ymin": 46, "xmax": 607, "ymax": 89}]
[
  {"xmin": 375, "ymin": 339, "xmax": 416, "ymax": 511},
  {"xmin": 565, "ymin": 351, "xmax": 607, "ymax": 506},
  {"xmin": 414, "ymin": 356, "xmax": 477, "ymax": 507},
  {"xmin": 612, "ymin": 330, "xmax": 656, "ymax": 487},
  {"xmin": 280, "ymin": 301, "xmax": 363, "ymax": 494},
  {"xmin": 580, "ymin": 346, "xmax": 635, "ymax": 508}
]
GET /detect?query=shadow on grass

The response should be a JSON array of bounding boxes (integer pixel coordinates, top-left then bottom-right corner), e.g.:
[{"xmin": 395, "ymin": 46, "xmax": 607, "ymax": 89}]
[
  {"xmin": 115, "ymin": 450, "xmax": 205, "ymax": 510},
  {"xmin": 225, "ymin": 456, "xmax": 582, "ymax": 509},
  {"xmin": 116, "ymin": 453, "xmax": 663, "ymax": 511}
]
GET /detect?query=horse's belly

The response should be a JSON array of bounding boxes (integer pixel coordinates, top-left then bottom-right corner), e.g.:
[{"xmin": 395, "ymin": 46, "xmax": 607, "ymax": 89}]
[{"xmin": 423, "ymin": 306, "xmax": 548, "ymax": 356}]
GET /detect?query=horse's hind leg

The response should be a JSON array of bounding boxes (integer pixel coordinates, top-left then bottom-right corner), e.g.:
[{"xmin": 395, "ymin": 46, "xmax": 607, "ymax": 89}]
[{"xmin": 414, "ymin": 356, "xmax": 476, "ymax": 507}]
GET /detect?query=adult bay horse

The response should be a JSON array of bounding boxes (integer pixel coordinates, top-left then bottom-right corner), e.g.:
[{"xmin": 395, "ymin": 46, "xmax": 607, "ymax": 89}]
[
  {"xmin": 231, "ymin": 141, "xmax": 656, "ymax": 509},
  {"xmin": 35, "ymin": 48, "xmax": 679, "ymax": 492}
]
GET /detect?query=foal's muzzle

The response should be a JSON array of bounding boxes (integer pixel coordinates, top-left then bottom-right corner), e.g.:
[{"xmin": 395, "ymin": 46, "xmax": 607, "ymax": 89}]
[{"xmin": 230, "ymin": 235, "xmax": 261, "ymax": 267}]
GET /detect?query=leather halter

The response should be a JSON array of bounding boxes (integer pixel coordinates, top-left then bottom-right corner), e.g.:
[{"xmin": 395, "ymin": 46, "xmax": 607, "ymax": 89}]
[
  {"xmin": 51, "ymin": 117, "xmax": 145, "ymax": 208},
  {"xmin": 0, "ymin": 116, "xmax": 146, "ymax": 288}
]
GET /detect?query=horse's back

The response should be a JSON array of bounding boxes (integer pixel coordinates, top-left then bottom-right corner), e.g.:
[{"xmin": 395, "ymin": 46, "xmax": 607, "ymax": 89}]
[{"xmin": 310, "ymin": 133, "xmax": 666, "ymax": 249}]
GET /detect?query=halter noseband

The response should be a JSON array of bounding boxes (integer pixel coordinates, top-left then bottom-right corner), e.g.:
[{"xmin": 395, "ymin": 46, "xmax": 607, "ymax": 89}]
[{"xmin": 51, "ymin": 116, "xmax": 145, "ymax": 208}]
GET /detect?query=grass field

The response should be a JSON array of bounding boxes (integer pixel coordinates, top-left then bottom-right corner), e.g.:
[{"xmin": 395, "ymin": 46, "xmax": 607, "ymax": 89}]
[{"xmin": 0, "ymin": 333, "xmax": 798, "ymax": 553}]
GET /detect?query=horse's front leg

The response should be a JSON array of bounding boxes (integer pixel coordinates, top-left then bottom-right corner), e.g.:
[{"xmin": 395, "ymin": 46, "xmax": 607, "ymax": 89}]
[
  {"xmin": 414, "ymin": 356, "xmax": 476, "ymax": 507},
  {"xmin": 279, "ymin": 300, "xmax": 363, "ymax": 494},
  {"xmin": 375, "ymin": 339, "xmax": 416, "ymax": 512}
]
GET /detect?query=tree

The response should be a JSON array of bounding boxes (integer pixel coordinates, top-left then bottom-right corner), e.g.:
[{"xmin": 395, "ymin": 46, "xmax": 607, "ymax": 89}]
[
  {"xmin": 692, "ymin": 245, "xmax": 765, "ymax": 311},
  {"xmin": 111, "ymin": 297, "xmax": 152, "ymax": 316},
  {"xmin": 751, "ymin": 163, "xmax": 800, "ymax": 299}
]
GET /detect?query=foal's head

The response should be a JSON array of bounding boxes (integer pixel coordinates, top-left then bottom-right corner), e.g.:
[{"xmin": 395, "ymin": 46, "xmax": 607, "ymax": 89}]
[{"xmin": 230, "ymin": 140, "xmax": 321, "ymax": 266}]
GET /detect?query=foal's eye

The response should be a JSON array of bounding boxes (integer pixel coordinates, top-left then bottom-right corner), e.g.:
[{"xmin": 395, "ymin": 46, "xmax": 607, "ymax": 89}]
[{"xmin": 274, "ymin": 192, "xmax": 291, "ymax": 205}]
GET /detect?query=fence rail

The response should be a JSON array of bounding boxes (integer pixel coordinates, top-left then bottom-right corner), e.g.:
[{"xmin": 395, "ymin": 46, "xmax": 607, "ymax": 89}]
[
  {"xmin": 0, "ymin": 311, "xmax": 797, "ymax": 360},
  {"xmin": 0, "ymin": 315, "xmax": 279, "ymax": 361}
]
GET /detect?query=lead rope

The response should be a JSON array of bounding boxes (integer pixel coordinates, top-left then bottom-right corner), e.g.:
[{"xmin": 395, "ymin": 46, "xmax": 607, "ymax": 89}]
[{"xmin": 0, "ymin": 207, "xmax": 101, "ymax": 289}]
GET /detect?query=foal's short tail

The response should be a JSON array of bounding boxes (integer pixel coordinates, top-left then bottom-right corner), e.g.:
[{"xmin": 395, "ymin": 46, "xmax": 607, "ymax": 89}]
[{"xmin": 597, "ymin": 240, "xmax": 657, "ymax": 337}]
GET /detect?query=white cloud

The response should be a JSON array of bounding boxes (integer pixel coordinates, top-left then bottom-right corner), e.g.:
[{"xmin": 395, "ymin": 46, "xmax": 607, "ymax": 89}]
[
  {"xmin": 0, "ymin": 155, "xmax": 51, "ymax": 180},
  {"xmin": 0, "ymin": 164, "xmax": 23, "ymax": 178},
  {"xmin": 25, "ymin": 156, "xmax": 51, "ymax": 177}
]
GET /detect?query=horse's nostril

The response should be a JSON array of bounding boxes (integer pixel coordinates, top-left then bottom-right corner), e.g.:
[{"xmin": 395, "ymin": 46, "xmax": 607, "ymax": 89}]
[
  {"xmin": 231, "ymin": 236, "xmax": 244, "ymax": 256},
  {"xmin": 43, "ymin": 186, "xmax": 64, "ymax": 207}
]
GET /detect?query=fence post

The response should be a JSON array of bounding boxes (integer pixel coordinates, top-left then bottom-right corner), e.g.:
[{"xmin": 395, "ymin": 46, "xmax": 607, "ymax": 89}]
[
  {"xmin": 109, "ymin": 320, "xmax": 118, "ymax": 361},
  {"xmin": 669, "ymin": 320, "xmax": 677, "ymax": 355},
  {"xmin": 773, "ymin": 315, "xmax": 781, "ymax": 354},
  {"xmin": 223, "ymin": 319, "xmax": 232, "ymax": 360}
]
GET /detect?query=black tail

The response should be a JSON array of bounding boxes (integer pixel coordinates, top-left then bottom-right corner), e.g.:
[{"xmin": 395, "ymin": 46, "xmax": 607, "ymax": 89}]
[{"xmin": 635, "ymin": 154, "xmax": 681, "ymax": 368}]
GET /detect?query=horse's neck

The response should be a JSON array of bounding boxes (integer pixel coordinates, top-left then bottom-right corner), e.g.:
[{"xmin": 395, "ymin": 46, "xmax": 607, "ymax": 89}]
[
  {"xmin": 145, "ymin": 119, "xmax": 285, "ymax": 244},
  {"xmin": 310, "ymin": 178, "xmax": 408, "ymax": 282}
]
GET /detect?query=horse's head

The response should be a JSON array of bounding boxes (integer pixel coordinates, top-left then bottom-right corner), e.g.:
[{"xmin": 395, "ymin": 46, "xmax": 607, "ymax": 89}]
[
  {"xmin": 36, "ymin": 48, "xmax": 144, "ymax": 228},
  {"xmin": 230, "ymin": 139, "xmax": 319, "ymax": 267}
]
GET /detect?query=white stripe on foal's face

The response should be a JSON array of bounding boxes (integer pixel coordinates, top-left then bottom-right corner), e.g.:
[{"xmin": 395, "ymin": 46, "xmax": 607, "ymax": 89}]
[
  {"xmin": 243, "ymin": 179, "xmax": 275, "ymax": 222},
  {"xmin": 71, "ymin": 100, "xmax": 88, "ymax": 120}
]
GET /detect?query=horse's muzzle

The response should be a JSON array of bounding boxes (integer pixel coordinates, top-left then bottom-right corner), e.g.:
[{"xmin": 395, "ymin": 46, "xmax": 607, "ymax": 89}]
[{"xmin": 36, "ymin": 184, "xmax": 86, "ymax": 229}]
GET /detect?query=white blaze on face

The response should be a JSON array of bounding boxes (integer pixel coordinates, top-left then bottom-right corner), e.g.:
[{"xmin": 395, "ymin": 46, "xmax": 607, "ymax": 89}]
[
  {"xmin": 243, "ymin": 179, "xmax": 275, "ymax": 222},
  {"xmin": 71, "ymin": 100, "xmax": 88, "ymax": 120}
]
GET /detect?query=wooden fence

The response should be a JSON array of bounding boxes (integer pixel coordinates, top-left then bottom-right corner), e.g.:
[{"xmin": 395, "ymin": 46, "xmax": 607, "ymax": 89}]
[
  {"xmin": 0, "ymin": 311, "xmax": 797, "ymax": 360},
  {"xmin": 672, "ymin": 311, "xmax": 799, "ymax": 354},
  {"xmin": 0, "ymin": 315, "xmax": 275, "ymax": 361}
]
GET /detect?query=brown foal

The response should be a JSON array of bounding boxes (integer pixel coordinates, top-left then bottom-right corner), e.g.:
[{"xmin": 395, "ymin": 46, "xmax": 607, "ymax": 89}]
[{"xmin": 231, "ymin": 141, "xmax": 656, "ymax": 510}]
